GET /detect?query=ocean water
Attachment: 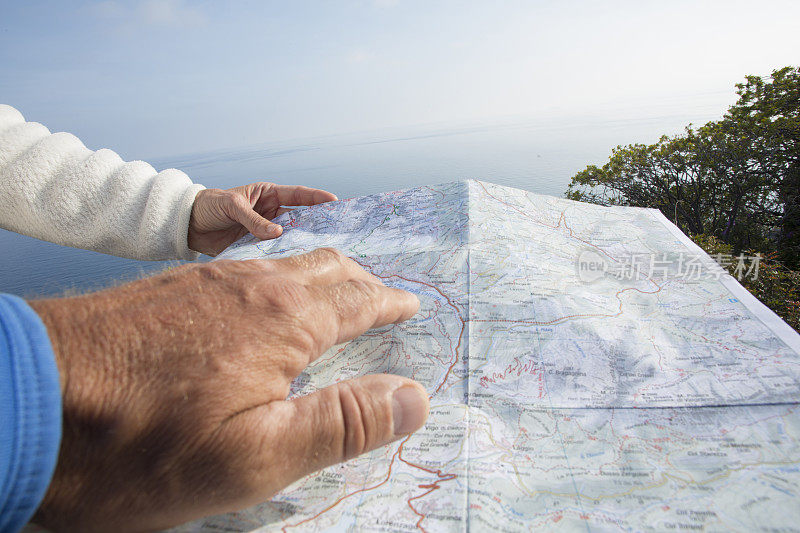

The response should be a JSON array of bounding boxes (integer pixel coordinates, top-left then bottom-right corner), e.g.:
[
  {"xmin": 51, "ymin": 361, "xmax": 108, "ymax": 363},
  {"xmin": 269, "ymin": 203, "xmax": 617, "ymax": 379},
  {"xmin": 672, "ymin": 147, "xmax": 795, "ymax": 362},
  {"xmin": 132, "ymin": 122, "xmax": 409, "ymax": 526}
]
[{"xmin": 0, "ymin": 104, "xmax": 724, "ymax": 297}]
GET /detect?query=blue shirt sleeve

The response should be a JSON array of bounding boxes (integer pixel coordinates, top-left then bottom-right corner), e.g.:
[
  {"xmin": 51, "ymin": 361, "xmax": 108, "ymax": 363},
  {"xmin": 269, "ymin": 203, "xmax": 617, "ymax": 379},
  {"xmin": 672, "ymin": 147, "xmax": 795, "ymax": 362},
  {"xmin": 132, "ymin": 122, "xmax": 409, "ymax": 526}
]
[{"xmin": 0, "ymin": 294, "xmax": 62, "ymax": 533}]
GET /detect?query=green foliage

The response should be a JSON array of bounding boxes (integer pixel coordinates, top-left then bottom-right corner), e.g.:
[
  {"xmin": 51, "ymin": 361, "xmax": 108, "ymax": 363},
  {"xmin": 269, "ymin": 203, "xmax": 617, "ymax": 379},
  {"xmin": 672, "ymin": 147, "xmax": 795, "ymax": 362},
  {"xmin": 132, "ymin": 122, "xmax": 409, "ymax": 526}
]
[
  {"xmin": 566, "ymin": 67, "xmax": 800, "ymax": 330},
  {"xmin": 725, "ymin": 67, "xmax": 800, "ymax": 264},
  {"xmin": 566, "ymin": 66, "xmax": 800, "ymax": 268},
  {"xmin": 691, "ymin": 234, "xmax": 799, "ymax": 332}
]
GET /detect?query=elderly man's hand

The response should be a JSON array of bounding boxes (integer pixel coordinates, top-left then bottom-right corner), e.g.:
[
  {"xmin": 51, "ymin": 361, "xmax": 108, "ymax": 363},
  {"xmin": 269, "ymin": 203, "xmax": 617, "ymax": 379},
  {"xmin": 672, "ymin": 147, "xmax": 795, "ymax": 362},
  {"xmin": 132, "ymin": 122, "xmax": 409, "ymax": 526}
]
[
  {"xmin": 188, "ymin": 182, "xmax": 338, "ymax": 256},
  {"xmin": 28, "ymin": 249, "xmax": 427, "ymax": 532}
]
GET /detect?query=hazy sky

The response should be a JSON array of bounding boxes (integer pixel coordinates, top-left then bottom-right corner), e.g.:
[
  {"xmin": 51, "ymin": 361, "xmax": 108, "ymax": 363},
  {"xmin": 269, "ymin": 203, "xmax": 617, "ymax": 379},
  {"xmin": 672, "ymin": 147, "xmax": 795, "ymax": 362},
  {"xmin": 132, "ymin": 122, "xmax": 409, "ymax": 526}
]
[{"xmin": 1, "ymin": 0, "xmax": 799, "ymax": 159}]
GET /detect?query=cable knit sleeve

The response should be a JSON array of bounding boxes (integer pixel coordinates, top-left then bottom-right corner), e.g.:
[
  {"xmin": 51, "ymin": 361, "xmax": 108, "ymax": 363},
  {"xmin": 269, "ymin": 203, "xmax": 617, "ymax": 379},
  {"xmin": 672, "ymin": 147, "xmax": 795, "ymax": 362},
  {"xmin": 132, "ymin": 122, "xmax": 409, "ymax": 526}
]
[{"xmin": 0, "ymin": 104, "xmax": 205, "ymax": 261}]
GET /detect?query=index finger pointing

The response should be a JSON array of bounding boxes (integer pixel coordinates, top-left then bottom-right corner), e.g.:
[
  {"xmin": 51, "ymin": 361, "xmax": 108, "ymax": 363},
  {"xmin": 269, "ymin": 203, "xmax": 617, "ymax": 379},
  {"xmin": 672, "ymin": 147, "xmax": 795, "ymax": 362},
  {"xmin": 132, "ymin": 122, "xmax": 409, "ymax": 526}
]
[
  {"xmin": 272, "ymin": 185, "xmax": 338, "ymax": 206},
  {"xmin": 307, "ymin": 280, "xmax": 420, "ymax": 352}
]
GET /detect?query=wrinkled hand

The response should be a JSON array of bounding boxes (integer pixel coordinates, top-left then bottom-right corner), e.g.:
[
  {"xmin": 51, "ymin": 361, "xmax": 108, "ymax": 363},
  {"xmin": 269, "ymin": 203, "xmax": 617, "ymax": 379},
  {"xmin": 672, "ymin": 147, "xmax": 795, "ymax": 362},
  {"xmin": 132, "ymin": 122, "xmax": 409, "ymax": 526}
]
[
  {"xmin": 28, "ymin": 248, "xmax": 427, "ymax": 532},
  {"xmin": 188, "ymin": 182, "xmax": 338, "ymax": 256}
]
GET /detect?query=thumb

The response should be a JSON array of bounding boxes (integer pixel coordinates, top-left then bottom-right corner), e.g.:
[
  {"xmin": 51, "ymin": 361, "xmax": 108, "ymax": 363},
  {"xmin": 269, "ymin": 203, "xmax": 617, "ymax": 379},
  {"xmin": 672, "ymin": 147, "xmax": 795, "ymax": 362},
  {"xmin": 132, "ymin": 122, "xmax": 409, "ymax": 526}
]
[
  {"xmin": 232, "ymin": 375, "xmax": 429, "ymax": 493},
  {"xmin": 288, "ymin": 374, "xmax": 428, "ymax": 466},
  {"xmin": 229, "ymin": 197, "xmax": 283, "ymax": 240}
]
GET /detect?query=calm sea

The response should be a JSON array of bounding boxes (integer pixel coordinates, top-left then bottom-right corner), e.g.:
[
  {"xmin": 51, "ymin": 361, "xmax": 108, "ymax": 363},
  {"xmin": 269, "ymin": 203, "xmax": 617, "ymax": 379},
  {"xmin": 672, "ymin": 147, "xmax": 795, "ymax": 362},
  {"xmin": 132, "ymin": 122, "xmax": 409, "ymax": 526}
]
[{"xmin": 0, "ymin": 103, "xmax": 724, "ymax": 297}]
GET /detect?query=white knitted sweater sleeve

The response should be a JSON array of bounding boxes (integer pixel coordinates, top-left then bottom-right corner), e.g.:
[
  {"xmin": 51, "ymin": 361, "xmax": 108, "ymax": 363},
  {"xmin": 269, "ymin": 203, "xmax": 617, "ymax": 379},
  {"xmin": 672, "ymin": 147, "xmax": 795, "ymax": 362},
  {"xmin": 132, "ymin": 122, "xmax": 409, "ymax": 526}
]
[{"xmin": 0, "ymin": 104, "xmax": 205, "ymax": 261}]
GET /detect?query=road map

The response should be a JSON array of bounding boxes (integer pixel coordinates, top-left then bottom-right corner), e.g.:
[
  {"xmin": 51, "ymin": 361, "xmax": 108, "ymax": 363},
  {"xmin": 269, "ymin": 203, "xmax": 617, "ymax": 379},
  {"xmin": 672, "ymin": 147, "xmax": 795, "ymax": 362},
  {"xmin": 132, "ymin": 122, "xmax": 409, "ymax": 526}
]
[{"xmin": 176, "ymin": 180, "xmax": 800, "ymax": 532}]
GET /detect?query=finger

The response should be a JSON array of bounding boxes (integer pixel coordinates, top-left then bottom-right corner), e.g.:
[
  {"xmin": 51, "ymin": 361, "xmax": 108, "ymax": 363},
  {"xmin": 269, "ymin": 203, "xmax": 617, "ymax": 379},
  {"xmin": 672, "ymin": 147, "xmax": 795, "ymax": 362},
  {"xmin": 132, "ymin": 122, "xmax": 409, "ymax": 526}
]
[
  {"xmin": 270, "ymin": 184, "xmax": 338, "ymax": 206},
  {"xmin": 226, "ymin": 375, "xmax": 429, "ymax": 494},
  {"xmin": 229, "ymin": 196, "xmax": 283, "ymax": 239},
  {"xmin": 266, "ymin": 248, "xmax": 384, "ymax": 286},
  {"xmin": 306, "ymin": 279, "xmax": 420, "ymax": 349},
  {"xmin": 274, "ymin": 207, "xmax": 293, "ymax": 217}
]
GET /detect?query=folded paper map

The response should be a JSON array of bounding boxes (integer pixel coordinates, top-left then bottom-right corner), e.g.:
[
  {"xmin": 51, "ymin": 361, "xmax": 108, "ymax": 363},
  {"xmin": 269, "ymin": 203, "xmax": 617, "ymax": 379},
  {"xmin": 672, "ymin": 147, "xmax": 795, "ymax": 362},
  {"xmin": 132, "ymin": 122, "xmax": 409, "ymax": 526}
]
[{"xmin": 176, "ymin": 180, "xmax": 800, "ymax": 532}]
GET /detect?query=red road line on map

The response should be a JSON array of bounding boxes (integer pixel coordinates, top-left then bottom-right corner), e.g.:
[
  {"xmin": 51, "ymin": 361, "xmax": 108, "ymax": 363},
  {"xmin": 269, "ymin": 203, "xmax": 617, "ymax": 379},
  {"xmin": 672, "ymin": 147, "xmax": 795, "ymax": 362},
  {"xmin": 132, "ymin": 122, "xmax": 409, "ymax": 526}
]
[
  {"xmin": 281, "ymin": 436, "xmax": 458, "ymax": 531},
  {"xmin": 473, "ymin": 281, "xmax": 663, "ymax": 327},
  {"xmin": 475, "ymin": 181, "xmax": 619, "ymax": 262},
  {"xmin": 397, "ymin": 441, "xmax": 458, "ymax": 532},
  {"xmin": 388, "ymin": 272, "xmax": 464, "ymax": 394},
  {"xmin": 375, "ymin": 271, "xmax": 463, "ymax": 528},
  {"xmin": 405, "ymin": 473, "xmax": 457, "ymax": 533},
  {"xmin": 355, "ymin": 263, "xmax": 466, "ymax": 395}
]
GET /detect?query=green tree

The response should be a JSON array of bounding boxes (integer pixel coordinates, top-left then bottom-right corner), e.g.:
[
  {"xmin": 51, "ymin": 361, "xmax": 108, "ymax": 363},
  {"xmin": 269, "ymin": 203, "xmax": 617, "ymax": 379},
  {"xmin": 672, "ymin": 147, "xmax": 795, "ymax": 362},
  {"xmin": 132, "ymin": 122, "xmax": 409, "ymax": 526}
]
[
  {"xmin": 724, "ymin": 67, "xmax": 800, "ymax": 262},
  {"xmin": 566, "ymin": 66, "xmax": 800, "ymax": 268}
]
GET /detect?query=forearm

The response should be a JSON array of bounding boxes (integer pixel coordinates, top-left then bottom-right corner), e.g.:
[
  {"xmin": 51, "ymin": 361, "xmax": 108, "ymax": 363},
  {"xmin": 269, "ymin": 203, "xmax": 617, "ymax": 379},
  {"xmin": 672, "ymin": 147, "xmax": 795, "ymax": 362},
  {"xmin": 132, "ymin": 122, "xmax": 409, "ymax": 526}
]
[
  {"xmin": 0, "ymin": 104, "xmax": 204, "ymax": 260},
  {"xmin": 26, "ymin": 294, "xmax": 130, "ymax": 530},
  {"xmin": 12, "ymin": 251, "xmax": 426, "ymax": 532}
]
